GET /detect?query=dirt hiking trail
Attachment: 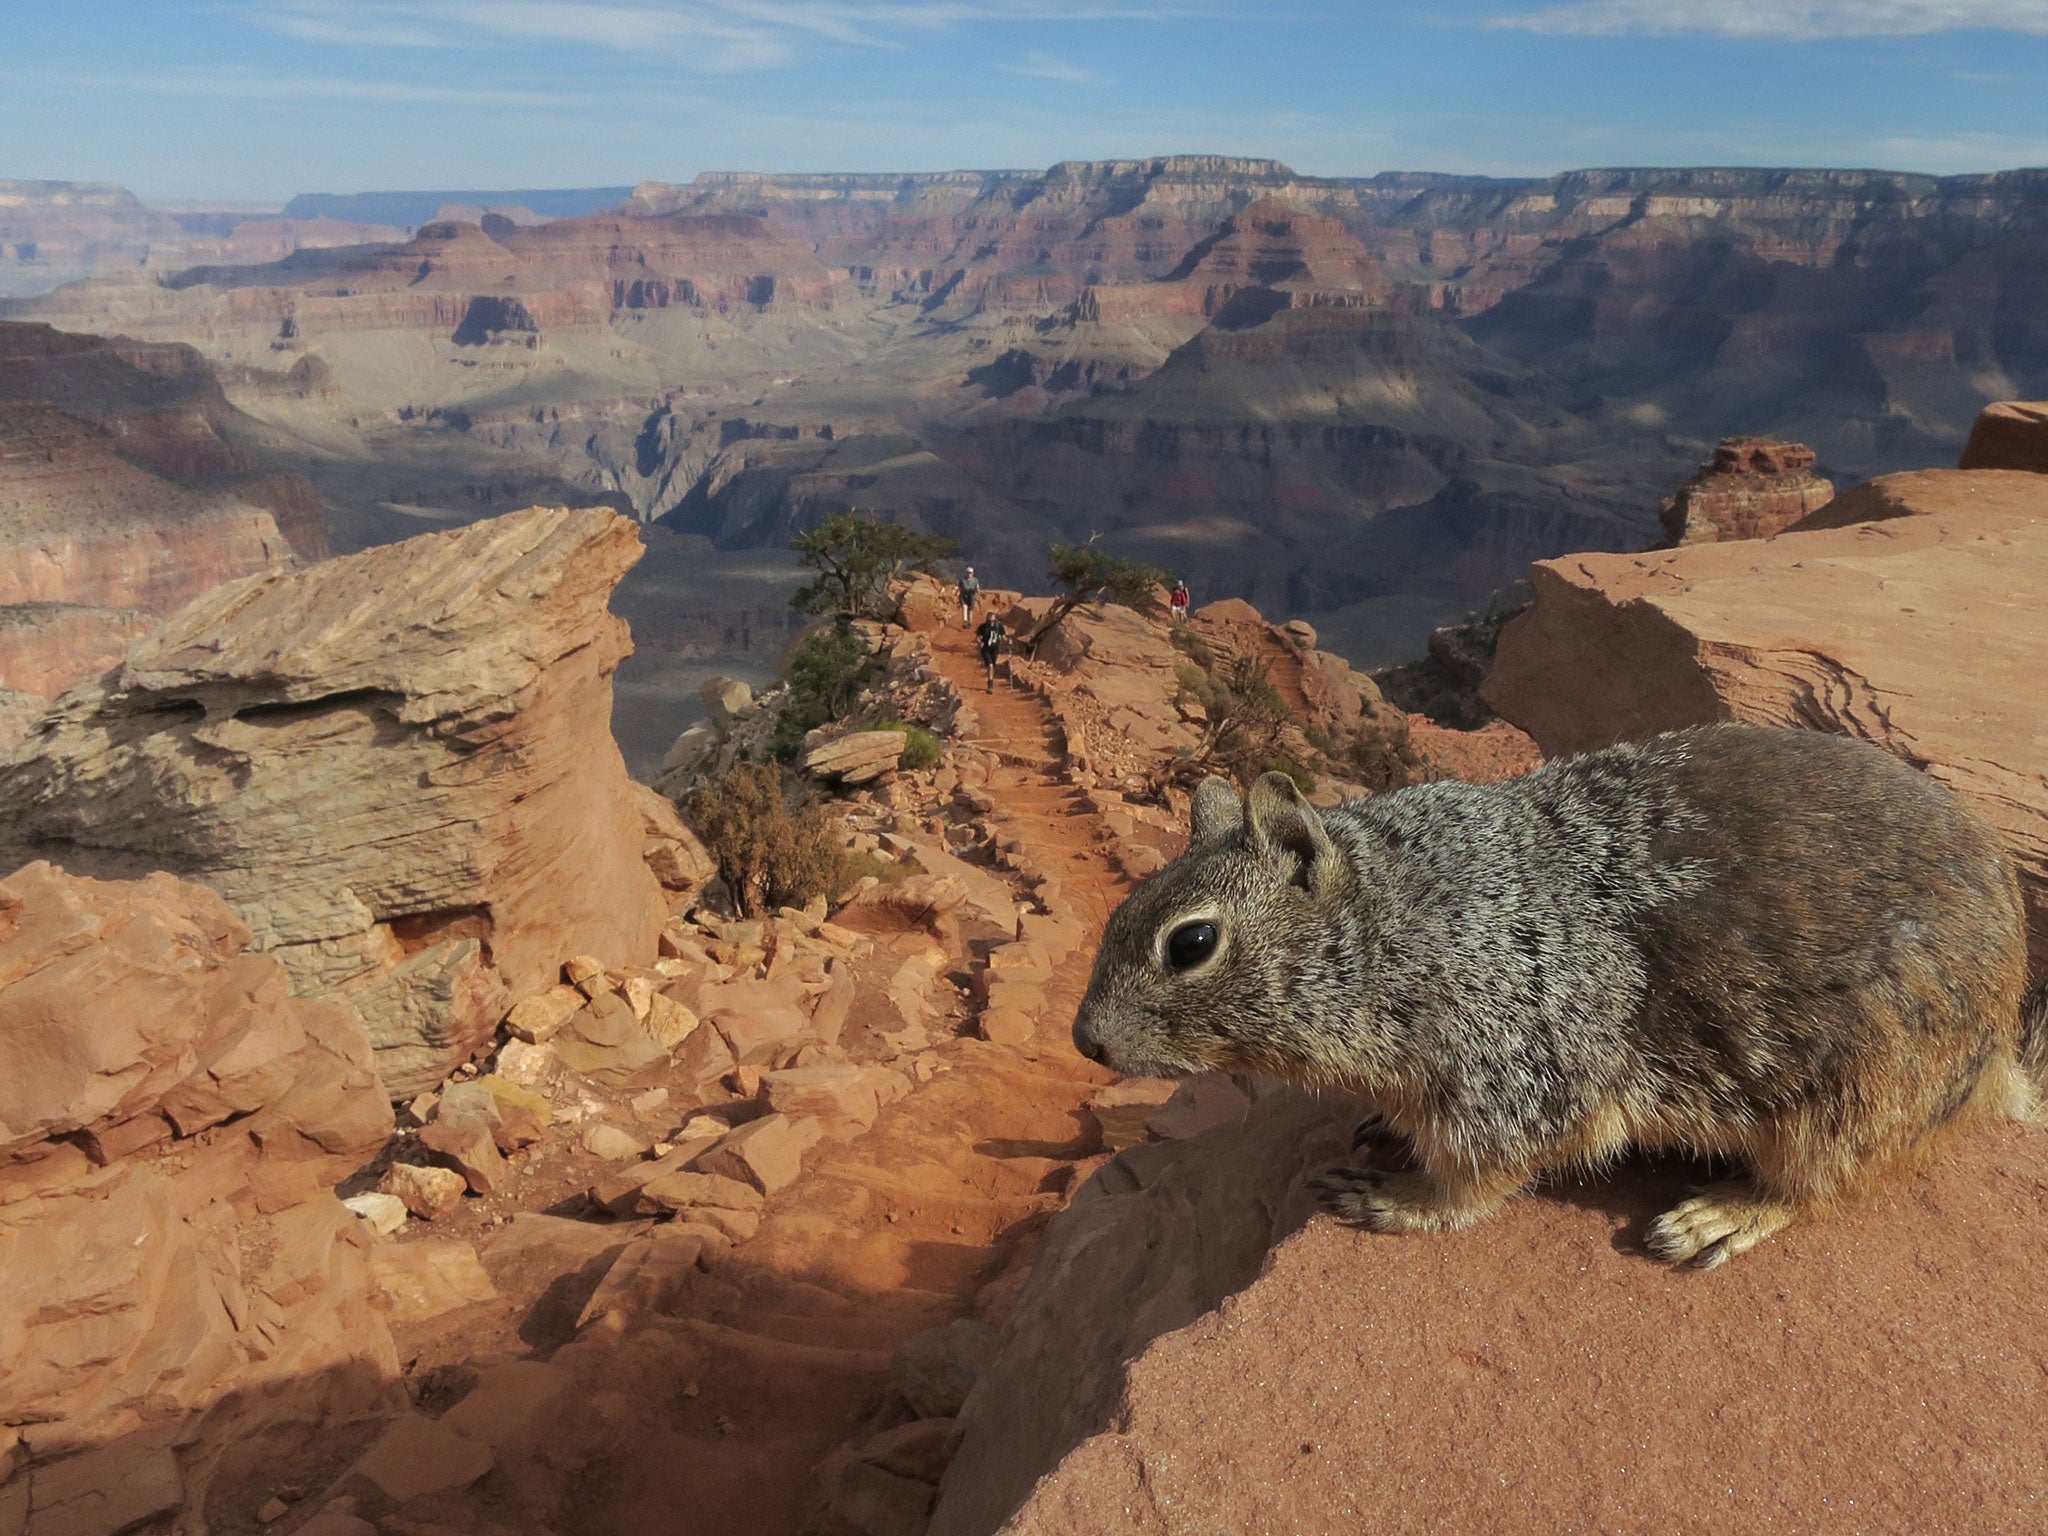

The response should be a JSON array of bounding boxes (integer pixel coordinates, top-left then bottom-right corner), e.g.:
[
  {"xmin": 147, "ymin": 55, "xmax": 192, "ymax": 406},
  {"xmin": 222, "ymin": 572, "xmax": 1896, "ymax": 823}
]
[{"xmin": 418, "ymin": 618, "xmax": 1136, "ymax": 1536}]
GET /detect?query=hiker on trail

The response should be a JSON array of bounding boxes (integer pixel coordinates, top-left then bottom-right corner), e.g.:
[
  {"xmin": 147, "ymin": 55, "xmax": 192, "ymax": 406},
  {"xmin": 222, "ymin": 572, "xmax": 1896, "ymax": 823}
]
[
  {"xmin": 1169, "ymin": 578, "xmax": 1190, "ymax": 623},
  {"xmin": 976, "ymin": 611, "xmax": 1006, "ymax": 693},
  {"xmin": 958, "ymin": 567, "xmax": 981, "ymax": 628}
]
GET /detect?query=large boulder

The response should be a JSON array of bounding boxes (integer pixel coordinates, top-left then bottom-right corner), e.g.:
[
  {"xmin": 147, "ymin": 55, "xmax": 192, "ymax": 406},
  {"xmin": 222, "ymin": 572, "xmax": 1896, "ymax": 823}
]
[
  {"xmin": 0, "ymin": 505, "xmax": 667, "ymax": 1096},
  {"xmin": 1481, "ymin": 474, "xmax": 2048, "ymax": 968},
  {"xmin": 804, "ymin": 728, "xmax": 908, "ymax": 785},
  {"xmin": 1957, "ymin": 399, "xmax": 2048, "ymax": 474},
  {"xmin": 931, "ymin": 1088, "xmax": 2048, "ymax": 1536},
  {"xmin": 0, "ymin": 862, "xmax": 400, "ymax": 1531}
]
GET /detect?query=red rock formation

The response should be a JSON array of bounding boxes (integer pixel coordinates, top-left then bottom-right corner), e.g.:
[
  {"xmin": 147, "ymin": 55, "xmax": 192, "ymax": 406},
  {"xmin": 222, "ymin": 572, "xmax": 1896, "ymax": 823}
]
[
  {"xmin": 1655, "ymin": 435, "xmax": 1834, "ymax": 544},
  {"xmin": 1958, "ymin": 400, "xmax": 2048, "ymax": 473},
  {"xmin": 0, "ymin": 603, "xmax": 150, "ymax": 696},
  {"xmin": 1481, "ymin": 470, "xmax": 2048, "ymax": 967},
  {"xmin": 0, "ymin": 861, "xmax": 400, "ymax": 1529},
  {"xmin": 0, "ymin": 505, "xmax": 669, "ymax": 1096},
  {"xmin": 0, "ymin": 399, "xmax": 293, "ymax": 611},
  {"xmin": 139, "ymin": 210, "xmax": 844, "ymax": 346}
]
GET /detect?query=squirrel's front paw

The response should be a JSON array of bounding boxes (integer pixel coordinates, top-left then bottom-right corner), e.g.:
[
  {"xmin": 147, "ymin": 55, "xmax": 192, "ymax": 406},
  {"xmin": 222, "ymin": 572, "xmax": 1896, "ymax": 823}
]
[
  {"xmin": 1646, "ymin": 1182, "xmax": 1796, "ymax": 1269},
  {"xmin": 1312, "ymin": 1167, "xmax": 1463, "ymax": 1232}
]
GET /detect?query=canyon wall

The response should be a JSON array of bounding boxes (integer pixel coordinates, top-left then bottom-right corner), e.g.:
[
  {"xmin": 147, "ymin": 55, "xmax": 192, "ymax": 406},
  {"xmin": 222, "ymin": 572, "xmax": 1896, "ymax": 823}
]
[
  {"xmin": 0, "ymin": 321, "xmax": 330, "ymax": 716},
  {"xmin": 8, "ymin": 158, "xmax": 2047, "ymax": 683}
]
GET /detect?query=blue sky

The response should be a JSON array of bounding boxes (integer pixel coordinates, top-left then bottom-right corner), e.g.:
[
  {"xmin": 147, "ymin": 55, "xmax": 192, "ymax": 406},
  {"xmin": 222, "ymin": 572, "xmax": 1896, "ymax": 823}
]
[{"xmin": 7, "ymin": 2, "xmax": 2048, "ymax": 200}]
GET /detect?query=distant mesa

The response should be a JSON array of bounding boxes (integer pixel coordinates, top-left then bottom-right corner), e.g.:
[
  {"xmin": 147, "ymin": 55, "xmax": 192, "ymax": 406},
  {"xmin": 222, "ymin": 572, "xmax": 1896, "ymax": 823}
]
[
  {"xmin": 1077, "ymin": 194, "xmax": 1392, "ymax": 327},
  {"xmin": 0, "ymin": 177, "xmax": 402, "ymax": 298},
  {"xmin": 280, "ymin": 185, "xmax": 636, "ymax": 230}
]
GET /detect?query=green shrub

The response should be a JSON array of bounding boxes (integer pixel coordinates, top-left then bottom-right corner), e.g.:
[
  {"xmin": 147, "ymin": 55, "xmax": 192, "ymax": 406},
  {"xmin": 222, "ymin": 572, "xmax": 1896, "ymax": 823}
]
[
  {"xmin": 1183, "ymin": 654, "xmax": 1296, "ymax": 791},
  {"xmin": 841, "ymin": 849, "xmax": 918, "ymax": 889},
  {"xmin": 869, "ymin": 716, "xmax": 945, "ymax": 772},
  {"xmin": 770, "ymin": 627, "xmax": 874, "ymax": 762},
  {"xmin": 790, "ymin": 510, "xmax": 959, "ymax": 623},
  {"xmin": 683, "ymin": 761, "xmax": 847, "ymax": 918},
  {"xmin": 1169, "ymin": 628, "xmax": 1215, "ymax": 669}
]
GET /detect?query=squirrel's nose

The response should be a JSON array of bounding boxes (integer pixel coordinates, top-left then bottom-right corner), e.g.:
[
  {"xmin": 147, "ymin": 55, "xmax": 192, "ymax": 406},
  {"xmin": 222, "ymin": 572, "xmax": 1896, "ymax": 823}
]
[{"xmin": 1071, "ymin": 1013, "xmax": 1107, "ymax": 1064}]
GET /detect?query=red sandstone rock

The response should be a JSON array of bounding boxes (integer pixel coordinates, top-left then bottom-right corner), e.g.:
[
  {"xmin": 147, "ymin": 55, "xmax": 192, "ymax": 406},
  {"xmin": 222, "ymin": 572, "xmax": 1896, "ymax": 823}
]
[
  {"xmin": 1958, "ymin": 399, "xmax": 2048, "ymax": 473},
  {"xmin": 1482, "ymin": 474, "xmax": 2048, "ymax": 966},
  {"xmin": 0, "ymin": 505, "xmax": 668, "ymax": 1096},
  {"xmin": 1787, "ymin": 465, "xmax": 2046, "ymax": 530},
  {"xmin": 0, "ymin": 603, "xmax": 150, "ymax": 698},
  {"xmin": 1655, "ymin": 435, "xmax": 1834, "ymax": 544},
  {"xmin": 932, "ymin": 1089, "xmax": 2048, "ymax": 1536},
  {"xmin": 0, "ymin": 862, "xmax": 400, "ymax": 1528},
  {"xmin": 696, "ymin": 1112, "xmax": 824, "ymax": 1195}
]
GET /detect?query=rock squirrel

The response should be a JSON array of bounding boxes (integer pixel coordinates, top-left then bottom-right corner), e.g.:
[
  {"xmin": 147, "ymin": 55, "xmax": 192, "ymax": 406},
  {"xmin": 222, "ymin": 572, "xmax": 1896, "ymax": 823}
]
[{"xmin": 1072, "ymin": 725, "xmax": 2047, "ymax": 1268}]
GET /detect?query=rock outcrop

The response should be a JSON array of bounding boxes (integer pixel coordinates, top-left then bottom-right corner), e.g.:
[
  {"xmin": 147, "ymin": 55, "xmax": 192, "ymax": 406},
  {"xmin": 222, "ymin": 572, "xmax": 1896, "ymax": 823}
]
[
  {"xmin": 0, "ymin": 505, "xmax": 667, "ymax": 1095},
  {"xmin": 0, "ymin": 861, "xmax": 400, "ymax": 1530},
  {"xmin": 1481, "ymin": 470, "xmax": 2048, "ymax": 966},
  {"xmin": 1786, "ymin": 465, "xmax": 2046, "ymax": 531},
  {"xmin": 930, "ymin": 1084, "xmax": 2048, "ymax": 1536},
  {"xmin": 1957, "ymin": 399, "xmax": 2048, "ymax": 473},
  {"xmin": 1655, "ymin": 435, "xmax": 1834, "ymax": 544}
]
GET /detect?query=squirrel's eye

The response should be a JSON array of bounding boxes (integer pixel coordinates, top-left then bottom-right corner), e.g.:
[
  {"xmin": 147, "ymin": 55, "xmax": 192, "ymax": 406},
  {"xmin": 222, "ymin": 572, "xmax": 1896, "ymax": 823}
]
[{"xmin": 1166, "ymin": 920, "xmax": 1219, "ymax": 972}]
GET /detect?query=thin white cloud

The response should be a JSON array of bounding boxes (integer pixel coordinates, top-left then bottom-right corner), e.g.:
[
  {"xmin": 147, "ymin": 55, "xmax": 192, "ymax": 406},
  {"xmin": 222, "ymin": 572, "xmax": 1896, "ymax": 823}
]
[
  {"xmin": 246, "ymin": 0, "xmax": 1216, "ymax": 72},
  {"xmin": 1000, "ymin": 48, "xmax": 1101, "ymax": 80},
  {"xmin": 1486, "ymin": 0, "xmax": 2048, "ymax": 38}
]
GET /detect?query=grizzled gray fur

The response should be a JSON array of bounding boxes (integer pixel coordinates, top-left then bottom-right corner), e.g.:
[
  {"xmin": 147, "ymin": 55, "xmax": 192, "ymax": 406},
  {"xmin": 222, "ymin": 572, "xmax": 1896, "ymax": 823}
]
[{"xmin": 1073, "ymin": 725, "xmax": 2046, "ymax": 1268}]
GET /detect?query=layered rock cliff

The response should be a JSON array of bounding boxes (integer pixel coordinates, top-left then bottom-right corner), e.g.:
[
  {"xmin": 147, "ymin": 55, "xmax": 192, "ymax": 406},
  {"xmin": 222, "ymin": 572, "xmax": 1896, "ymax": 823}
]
[
  {"xmin": 11, "ymin": 158, "xmax": 2048, "ymax": 701},
  {"xmin": 0, "ymin": 179, "xmax": 399, "ymax": 298},
  {"xmin": 0, "ymin": 505, "xmax": 667, "ymax": 1095},
  {"xmin": 941, "ymin": 301, "xmax": 1669, "ymax": 616}
]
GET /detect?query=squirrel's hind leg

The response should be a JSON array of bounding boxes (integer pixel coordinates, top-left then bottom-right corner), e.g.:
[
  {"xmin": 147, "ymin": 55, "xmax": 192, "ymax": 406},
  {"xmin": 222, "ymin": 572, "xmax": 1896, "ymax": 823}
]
[{"xmin": 1311, "ymin": 1159, "xmax": 1527, "ymax": 1233}]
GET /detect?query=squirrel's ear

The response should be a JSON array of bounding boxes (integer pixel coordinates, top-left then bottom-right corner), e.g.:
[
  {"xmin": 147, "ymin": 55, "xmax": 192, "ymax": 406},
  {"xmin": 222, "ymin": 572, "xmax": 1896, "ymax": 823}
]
[
  {"xmin": 1245, "ymin": 772, "xmax": 1344, "ymax": 895},
  {"xmin": 1190, "ymin": 776, "xmax": 1243, "ymax": 841}
]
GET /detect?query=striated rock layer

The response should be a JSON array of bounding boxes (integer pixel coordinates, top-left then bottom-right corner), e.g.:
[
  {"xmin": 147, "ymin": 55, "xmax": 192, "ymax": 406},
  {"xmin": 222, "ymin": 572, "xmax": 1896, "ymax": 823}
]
[
  {"xmin": 0, "ymin": 861, "xmax": 400, "ymax": 1532},
  {"xmin": 1481, "ymin": 471, "xmax": 2048, "ymax": 967},
  {"xmin": 931, "ymin": 1087, "xmax": 2048, "ymax": 1536},
  {"xmin": 0, "ymin": 505, "xmax": 667, "ymax": 1095}
]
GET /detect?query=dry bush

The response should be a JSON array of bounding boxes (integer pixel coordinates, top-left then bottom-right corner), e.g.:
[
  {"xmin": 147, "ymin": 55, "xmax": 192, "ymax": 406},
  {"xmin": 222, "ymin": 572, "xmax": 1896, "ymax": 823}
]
[{"xmin": 683, "ymin": 761, "xmax": 847, "ymax": 918}]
